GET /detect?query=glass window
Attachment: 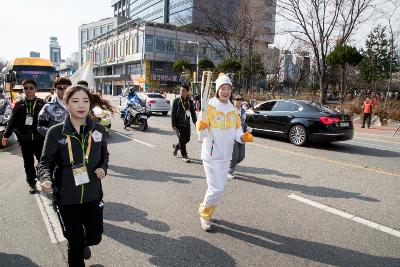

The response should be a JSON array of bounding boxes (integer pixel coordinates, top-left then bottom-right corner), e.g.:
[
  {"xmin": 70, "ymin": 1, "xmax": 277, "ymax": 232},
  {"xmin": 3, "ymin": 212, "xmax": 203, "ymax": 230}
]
[
  {"xmin": 292, "ymin": 103, "xmax": 303, "ymax": 112},
  {"xmin": 131, "ymin": 37, "xmax": 135, "ymax": 54},
  {"xmin": 81, "ymin": 30, "xmax": 87, "ymax": 42},
  {"xmin": 147, "ymin": 93, "xmax": 164, "ymax": 98},
  {"xmin": 156, "ymin": 36, "xmax": 164, "ymax": 51},
  {"xmin": 145, "ymin": 35, "xmax": 153, "ymax": 51},
  {"xmin": 135, "ymin": 34, "xmax": 139, "ymax": 53},
  {"xmin": 95, "ymin": 27, "xmax": 100, "ymax": 37},
  {"xmin": 88, "ymin": 28, "xmax": 94, "ymax": 40},
  {"xmin": 308, "ymin": 102, "xmax": 334, "ymax": 114},
  {"xmin": 273, "ymin": 101, "xmax": 296, "ymax": 112},
  {"xmin": 255, "ymin": 101, "xmax": 276, "ymax": 111}
]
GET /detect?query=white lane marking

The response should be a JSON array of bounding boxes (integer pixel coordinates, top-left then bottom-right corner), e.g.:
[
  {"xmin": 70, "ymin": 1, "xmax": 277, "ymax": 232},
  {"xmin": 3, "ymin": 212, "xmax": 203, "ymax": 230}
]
[
  {"xmin": 35, "ymin": 192, "xmax": 66, "ymax": 243},
  {"xmin": 288, "ymin": 194, "xmax": 400, "ymax": 238},
  {"xmin": 114, "ymin": 132, "xmax": 155, "ymax": 148}
]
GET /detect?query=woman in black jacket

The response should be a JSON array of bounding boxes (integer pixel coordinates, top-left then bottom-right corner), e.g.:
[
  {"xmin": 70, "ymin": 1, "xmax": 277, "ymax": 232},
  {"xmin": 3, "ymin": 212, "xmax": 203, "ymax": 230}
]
[{"xmin": 38, "ymin": 85, "xmax": 113, "ymax": 267}]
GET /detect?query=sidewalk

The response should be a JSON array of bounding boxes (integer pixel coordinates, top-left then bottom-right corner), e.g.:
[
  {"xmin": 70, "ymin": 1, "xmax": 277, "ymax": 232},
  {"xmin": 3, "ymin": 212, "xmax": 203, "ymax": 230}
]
[{"xmin": 353, "ymin": 122, "xmax": 399, "ymax": 137}]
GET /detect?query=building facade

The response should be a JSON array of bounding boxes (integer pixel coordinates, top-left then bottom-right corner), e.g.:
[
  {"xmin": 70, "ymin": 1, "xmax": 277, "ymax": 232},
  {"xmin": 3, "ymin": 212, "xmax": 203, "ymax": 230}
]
[
  {"xmin": 111, "ymin": 0, "xmax": 192, "ymax": 24},
  {"xmin": 49, "ymin": 37, "xmax": 61, "ymax": 70},
  {"xmin": 82, "ymin": 21, "xmax": 226, "ymax": 95},
  {"xmin": 110, "ymin": 0, "xmax": 275, "ymax": 44},
  {"xmin": 79, "ymin": 17, "xmax": 128, "ymax": 66}
]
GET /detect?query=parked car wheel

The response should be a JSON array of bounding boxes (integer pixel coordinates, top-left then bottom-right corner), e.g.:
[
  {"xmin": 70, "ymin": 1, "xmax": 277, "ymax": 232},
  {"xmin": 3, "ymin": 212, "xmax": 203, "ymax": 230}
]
[
  {"xmin": 162, "ymin": 111, "xmax": 168, "ymax": 116},
  {"xmin": 289, "ymin": 125, "xmax": 307, "ymax": 146}
]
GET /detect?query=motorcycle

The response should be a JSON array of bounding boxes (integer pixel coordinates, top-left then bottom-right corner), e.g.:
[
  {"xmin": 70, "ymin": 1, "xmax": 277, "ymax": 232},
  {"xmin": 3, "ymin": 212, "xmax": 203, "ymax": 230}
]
[
  {"xmin": 121, "ymin": 98, "xmax": 150, "ymax": 131},
  {"xmin": 92, "ymin": 106, "xmax": 112, "ymax": 136},
  {"xmin": 0, "ymin": 101, "xmax": 12, "ymax": 149}
]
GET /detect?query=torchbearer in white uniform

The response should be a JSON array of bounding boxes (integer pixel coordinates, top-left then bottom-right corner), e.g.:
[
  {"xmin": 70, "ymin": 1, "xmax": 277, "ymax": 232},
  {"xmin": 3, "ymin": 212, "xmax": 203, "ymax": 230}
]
[{"xmin": 196, "ymin": 74, "xmax": 254, "ymax": 231}]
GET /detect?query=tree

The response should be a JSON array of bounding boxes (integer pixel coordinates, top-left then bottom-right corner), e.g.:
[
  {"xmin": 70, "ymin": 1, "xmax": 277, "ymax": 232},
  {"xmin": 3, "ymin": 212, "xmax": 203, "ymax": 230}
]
[
  {"xmin": 172, "ymin": 59, "xmax": 191, "ymax": 73},
  {"xmin": 377, "ymin": 0, "xmax": 400, "ymax": 105},
  {"xmin": 173, "ymin": 59, "xmax": 192, "ymax": 84},
  {"xmin": 188, "ymin": 0, "xmax": 273, "ymax": 59},
  {"xmin": 217, "ymin": 58, "xmax": 242, "ymax": 74},
  {"xmin": 198, "ymin": 58, "xmax": 215, "ymax": 70},
  {"xmin": 277, "ymin": 0, "xmax": 374, "ymax": 103},
  {"xmin": 326, "ymin": 44, "xmax": 363, "ymax": 102},
  {"xmin": 241, "ymin": 54, "xmax": 265, "ymax": 96},
  {"xmin": 358, "ymin": 25, "xmax": 400, "ymax": 92}
]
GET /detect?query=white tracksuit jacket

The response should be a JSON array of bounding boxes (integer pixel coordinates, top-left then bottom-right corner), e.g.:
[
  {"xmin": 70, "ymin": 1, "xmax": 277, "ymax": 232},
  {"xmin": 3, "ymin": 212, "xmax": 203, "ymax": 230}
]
[{"xmin": 197, "ymin": 97, "xmax": 244, "ymax": 215}]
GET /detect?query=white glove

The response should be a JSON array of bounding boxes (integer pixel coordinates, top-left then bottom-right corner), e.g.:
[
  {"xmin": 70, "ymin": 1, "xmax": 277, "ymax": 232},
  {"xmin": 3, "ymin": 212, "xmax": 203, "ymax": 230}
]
[{"xmin": 246, "ymin": 126, "xmax": 253, "ymax": 133}]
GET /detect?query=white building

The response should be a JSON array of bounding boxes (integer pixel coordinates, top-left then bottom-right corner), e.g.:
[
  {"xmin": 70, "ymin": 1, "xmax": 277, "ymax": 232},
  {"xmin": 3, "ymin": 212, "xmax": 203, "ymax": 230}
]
[{"xmin": 82, "ymin": 21, "xmax": 226, "ymax": 95}]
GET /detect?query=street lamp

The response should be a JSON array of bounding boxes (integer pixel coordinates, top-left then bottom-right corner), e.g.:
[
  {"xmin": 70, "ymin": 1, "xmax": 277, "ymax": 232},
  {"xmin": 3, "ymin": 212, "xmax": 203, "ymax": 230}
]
[{"xmin": 188, "ymin": 41, "xmax": 199, "ymax": 82}]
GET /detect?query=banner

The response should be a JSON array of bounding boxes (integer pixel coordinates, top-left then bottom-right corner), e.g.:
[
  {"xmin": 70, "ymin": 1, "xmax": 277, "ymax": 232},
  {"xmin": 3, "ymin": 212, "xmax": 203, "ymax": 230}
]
[{"xmin": 69, "ymin": 60, "xmax": 94, "ymax": 90}]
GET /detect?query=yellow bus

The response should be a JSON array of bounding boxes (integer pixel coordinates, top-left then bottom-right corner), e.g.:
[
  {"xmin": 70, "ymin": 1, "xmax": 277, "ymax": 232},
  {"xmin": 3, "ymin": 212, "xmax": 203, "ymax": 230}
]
[{"xmin": 1, "ymin": 57, "xmax": 57, "ymax": 102}]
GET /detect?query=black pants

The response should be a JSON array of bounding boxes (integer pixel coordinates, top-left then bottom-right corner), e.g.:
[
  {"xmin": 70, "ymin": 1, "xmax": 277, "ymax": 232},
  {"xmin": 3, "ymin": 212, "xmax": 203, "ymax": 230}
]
[
  {"xmin": 19, "ymin": 139, "xmax": 44, "ymax": 186},
  {"xmin": 175, "ymin": 126, "xmax": 191, "ymax": 157},
  {"xmin": 362, "ymin": 113, "xmax": 372, "ymax": 127},
  {"xmin": 58, "ymin": 200, "xmax": 103, "ymax": 267}
]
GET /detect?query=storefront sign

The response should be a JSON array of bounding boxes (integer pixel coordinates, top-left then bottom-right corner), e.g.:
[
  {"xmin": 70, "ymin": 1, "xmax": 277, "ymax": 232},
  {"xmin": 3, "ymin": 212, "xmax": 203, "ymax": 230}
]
[{"xmin": 151, "ymin": 74, "xmax": 178, "ymax": 82}]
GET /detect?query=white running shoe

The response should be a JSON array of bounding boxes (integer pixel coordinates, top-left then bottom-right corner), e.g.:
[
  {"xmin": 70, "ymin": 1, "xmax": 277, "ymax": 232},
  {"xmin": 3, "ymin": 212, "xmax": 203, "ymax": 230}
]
[{"xmin": 200, "ymin": 217, "xmax": 212, "ymax": 231}]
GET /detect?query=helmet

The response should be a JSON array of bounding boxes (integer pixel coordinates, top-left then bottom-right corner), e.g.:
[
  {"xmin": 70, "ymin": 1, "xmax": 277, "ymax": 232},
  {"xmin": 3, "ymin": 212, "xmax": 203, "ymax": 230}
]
[{"xmin": 128, "ymin": 86, "xmax": 137, "ymax": 95}]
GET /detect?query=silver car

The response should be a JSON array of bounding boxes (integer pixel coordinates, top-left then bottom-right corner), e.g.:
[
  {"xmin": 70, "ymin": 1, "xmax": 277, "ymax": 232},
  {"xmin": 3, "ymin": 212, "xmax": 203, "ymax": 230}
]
[{"xmin": 137, "ymin": 92, "xmax": 171, "ymax": 116}]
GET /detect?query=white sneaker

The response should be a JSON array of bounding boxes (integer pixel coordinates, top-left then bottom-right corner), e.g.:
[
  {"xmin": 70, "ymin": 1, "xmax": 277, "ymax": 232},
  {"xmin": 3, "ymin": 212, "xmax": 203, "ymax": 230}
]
[
  {"xmin": 227, "ymin": 173, "xmax": 235, "ymax": 180},
  {"xmin": 200, "ymin": 217, "xmax": 212, "ymax": 231}
]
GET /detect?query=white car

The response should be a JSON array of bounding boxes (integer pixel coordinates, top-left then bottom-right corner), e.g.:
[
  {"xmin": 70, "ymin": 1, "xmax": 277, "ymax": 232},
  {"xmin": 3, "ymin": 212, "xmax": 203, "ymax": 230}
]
[{"xmin": 136, "ymin": 92, "xmax": 171, "ymax": 116}]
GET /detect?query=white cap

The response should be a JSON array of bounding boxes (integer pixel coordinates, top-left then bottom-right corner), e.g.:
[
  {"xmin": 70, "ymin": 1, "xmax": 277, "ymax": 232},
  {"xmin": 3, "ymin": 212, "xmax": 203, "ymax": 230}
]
[{"xmin": 215, "ymin": 75, "xmax": 232, "ymax": 92}]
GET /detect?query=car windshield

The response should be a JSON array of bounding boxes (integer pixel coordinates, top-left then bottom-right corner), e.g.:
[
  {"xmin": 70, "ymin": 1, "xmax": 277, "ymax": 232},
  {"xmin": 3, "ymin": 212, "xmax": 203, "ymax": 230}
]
[
  {"xmin": 147, "ymin": 94, "xmax": 164, "ymax": 99},
  {"xmin": 308, "ymin": 102, "xmax": 336, "ymax": 114}
]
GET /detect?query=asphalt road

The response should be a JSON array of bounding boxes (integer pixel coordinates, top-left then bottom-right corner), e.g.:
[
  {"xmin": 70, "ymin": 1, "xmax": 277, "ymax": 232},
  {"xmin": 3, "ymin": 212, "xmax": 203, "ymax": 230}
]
[{"xmin": 0, "ymin": 101, "xmax": 399, "ymax": 266}]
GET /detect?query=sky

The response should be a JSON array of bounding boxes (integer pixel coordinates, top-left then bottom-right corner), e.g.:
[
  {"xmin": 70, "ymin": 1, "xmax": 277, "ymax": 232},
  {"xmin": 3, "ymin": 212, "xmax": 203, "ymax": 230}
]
[
  {"xmin": 0, "ymin": 0, "xmax": 398, "ymax": 63},
  {"xmin": 0, "ymin": 0, "xmax": 111, "ymax": 61},
  {"xmin": 272, "ymin": 1, "xmax": 400, "ymax": 51}
]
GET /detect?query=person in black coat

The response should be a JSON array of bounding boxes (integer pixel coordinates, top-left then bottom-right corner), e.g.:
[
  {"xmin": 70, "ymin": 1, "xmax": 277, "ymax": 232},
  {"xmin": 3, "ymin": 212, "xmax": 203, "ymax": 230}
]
[
  {"xmin": 2, "ymin": 78, "xmax": 45, "ymax": 193},
  {"xmin": 38, "ymin": 85, "xmax": 113, "ymax": 267},
  {"xmin": 171, "ymin": 84, "xmax": 197, "ymax": 163}
]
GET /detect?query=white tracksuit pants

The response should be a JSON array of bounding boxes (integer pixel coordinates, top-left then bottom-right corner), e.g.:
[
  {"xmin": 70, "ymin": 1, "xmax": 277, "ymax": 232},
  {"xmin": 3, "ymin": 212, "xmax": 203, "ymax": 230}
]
[{"xmin": 199, "ymin": 160, "xmax": 230, "ymax": 220}]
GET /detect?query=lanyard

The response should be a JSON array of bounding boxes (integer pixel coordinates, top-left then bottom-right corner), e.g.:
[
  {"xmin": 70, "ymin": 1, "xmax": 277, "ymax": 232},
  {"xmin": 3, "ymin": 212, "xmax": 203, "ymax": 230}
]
[
  {"xmin": 25, "ymin": 99, "xmax": 37, "ymax": 116},
  {"xmin": 180, "ymin": 97, "xmax": 189, "ymax": 111},
  {"xmin": 180, "ymin": 98, "xmax": 190, "ymax": 121},
  {"xmin": 66, "ymin": 131, "xmax": 92, "ymax": 166}
]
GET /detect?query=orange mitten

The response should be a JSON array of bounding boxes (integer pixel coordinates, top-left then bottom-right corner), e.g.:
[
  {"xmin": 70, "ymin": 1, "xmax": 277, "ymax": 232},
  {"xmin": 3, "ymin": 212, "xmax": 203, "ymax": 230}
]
[
  {"xmin": 241, "ymin": 131, "xmax": 254, "ymax": 143},
  {"xmin": 196, "ymin": 120, "xmax": 208, "ymax": 131}
]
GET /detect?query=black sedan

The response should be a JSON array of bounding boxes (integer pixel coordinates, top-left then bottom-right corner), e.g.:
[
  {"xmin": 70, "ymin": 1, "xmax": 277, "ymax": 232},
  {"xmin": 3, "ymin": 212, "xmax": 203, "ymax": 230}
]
[{"xmin": 245, "ymin": 100, "xmax": 354, "ymax": 146}]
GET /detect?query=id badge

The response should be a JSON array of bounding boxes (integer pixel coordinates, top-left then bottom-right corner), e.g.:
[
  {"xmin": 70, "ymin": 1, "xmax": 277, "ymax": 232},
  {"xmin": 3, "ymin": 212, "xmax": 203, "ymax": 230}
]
[
  {"xmin": 25, "ymin": 115, "xmax": 33, "ymax": 126},
  {"xmin": 72, "ymin": 166, "xmax": 90, "ymax": 186},
  {"xmin": 185, "ymin": 110, "xmax": 191, "ymax": 118}
]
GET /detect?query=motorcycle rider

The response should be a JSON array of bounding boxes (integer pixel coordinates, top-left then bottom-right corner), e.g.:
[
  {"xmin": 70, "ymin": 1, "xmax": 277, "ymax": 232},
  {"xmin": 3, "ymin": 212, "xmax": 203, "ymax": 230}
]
[
  {"xmin": 37, "ymin": 77, "xmax": 71, "ymax": 137},
  {"xmin": 2, "ymin": 78, "xmax": 45, "ymax": 193},
  {"xmin": 123, "ymin": 86, "xmax": 141, "ymax": 127}
]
